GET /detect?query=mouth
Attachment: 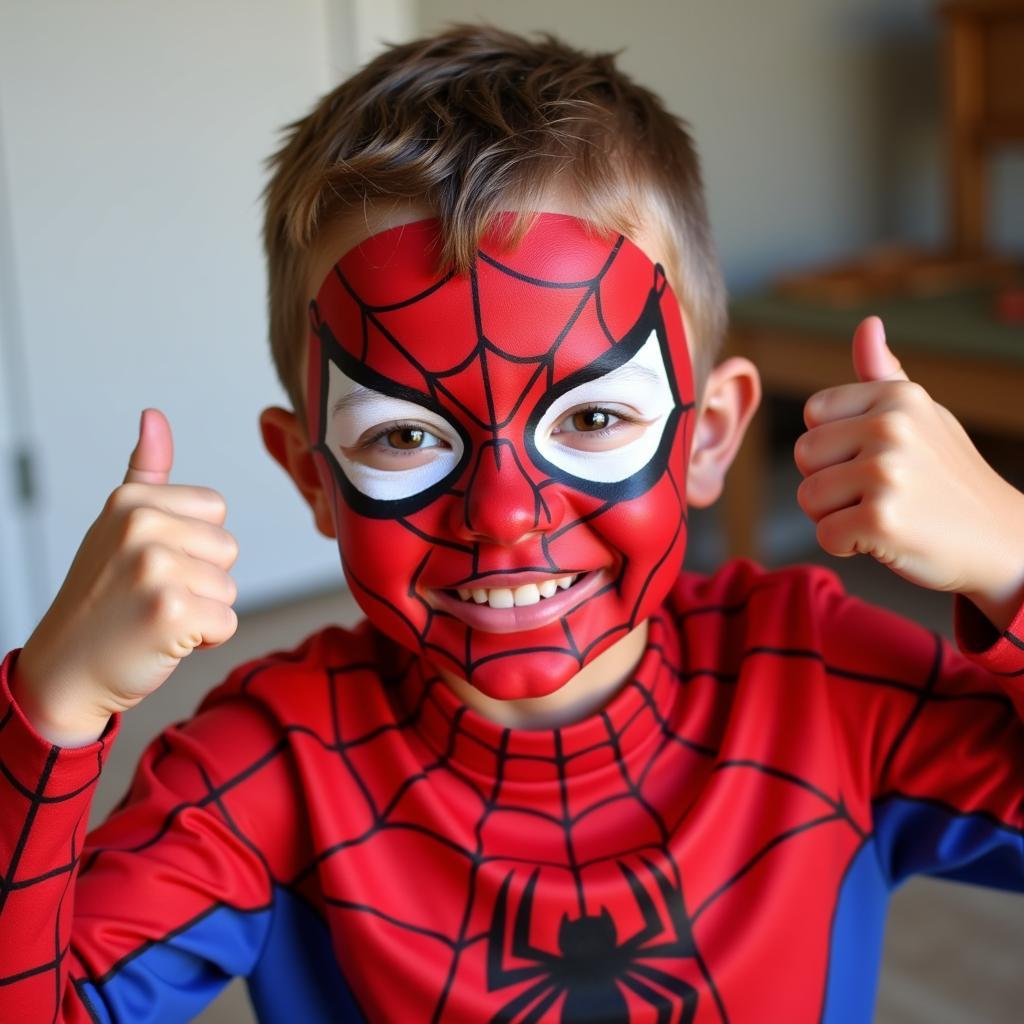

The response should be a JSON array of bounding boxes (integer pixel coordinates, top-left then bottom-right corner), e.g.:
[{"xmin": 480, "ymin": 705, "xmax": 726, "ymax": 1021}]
[{"xmin": 428, "ymin": 570, "xmax": 608, "ymax": 634}]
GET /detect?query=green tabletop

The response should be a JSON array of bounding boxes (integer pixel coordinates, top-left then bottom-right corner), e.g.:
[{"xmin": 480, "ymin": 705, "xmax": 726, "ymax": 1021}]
[{"xmin": 730, "ymin": 289, "xmax": 1024, "ymax": 363}]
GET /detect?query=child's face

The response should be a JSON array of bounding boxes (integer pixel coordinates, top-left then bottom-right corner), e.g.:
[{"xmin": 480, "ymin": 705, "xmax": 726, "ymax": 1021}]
[{"xmin": 303, "ymin": 210, "xmax": 695, "ymax": 700}]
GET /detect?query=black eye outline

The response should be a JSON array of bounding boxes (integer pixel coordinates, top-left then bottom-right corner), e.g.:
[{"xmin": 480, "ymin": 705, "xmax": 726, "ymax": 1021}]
[
  {"xmin": 311, "ymin": 313, "xmax": 471, "ymax": 519},
  {"xmin": 524, "ymin": 287, "xmax": 685, "ymax": 502}
]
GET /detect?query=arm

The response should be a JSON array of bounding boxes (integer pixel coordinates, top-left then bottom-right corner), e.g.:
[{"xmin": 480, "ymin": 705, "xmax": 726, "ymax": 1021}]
[
  {"xmin": 0, "ymin": 650, "xmax": 283, "ymax": 1022},
  {"xmin": 794, "ymin": 317, "xmax": 1024, "ymax": 885},
  {"xmin": 814, "ymin": 575, "xmax": 1024, "ymax": 888},
  {"xmin": 0, "ymin": 409, "xmax": 243, "ymax": 1020},
  {"xmin": 794, "ymin": 317, "xmax": 1024, "ymax": 636}
]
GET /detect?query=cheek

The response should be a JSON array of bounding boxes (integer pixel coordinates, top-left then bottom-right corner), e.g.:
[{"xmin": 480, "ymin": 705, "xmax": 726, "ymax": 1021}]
[
  {"xmin": 335, "ymin": 510, "xmax": 436, "ymax": 643},
  {"xmin": 337, "ymin": 511, "xmax": 426, "ymax": 590},
  {"xmin": 596, "ymin": 475, "xmax": 686, "ymax": 564},
  {"xmin": 544, "ymin": 418, "xmax": 690, "ymax": 606}
]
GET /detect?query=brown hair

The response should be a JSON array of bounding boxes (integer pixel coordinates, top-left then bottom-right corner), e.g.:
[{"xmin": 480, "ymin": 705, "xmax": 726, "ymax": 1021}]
[{"xmin": 263, "ymin": 23, "xmax": 726, "ymax": 416}]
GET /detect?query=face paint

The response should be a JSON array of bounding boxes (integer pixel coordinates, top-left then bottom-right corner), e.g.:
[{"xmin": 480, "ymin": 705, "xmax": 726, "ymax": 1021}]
[{"xmin": 307, "ymin": 213, "xmax": 695, "ymax": 700}]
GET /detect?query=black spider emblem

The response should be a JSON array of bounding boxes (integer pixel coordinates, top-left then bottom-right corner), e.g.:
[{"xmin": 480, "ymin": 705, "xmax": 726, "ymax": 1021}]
[{"xmin": 487, "ymin": 858, "xmax": 699, "ymax": 1023}]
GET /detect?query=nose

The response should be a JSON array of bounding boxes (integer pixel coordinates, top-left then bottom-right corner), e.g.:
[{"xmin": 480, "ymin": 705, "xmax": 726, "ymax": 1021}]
[{"xmin": 455, "ymin": 440, "xmax": 563, "ymax": 544}]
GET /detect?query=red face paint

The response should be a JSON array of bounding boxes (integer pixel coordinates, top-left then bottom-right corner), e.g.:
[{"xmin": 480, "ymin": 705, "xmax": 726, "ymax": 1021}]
[{"xmin": 307, "ymin": 213, "xmax": 695, "ymax": 699}]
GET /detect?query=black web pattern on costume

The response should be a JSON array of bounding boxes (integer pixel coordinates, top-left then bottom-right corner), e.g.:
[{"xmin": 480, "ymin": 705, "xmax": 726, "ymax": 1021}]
[
  {"xmin": 10, "ymin": 578, "xmax": 1024, "ymax": 1021},
  {"xmin": 67, "ymin": 603, "xmax": 879, "ymax": 1023},
  {"xmin": 280, "ymin": 612, "xmax": 727, "ymax": 1023},
  {"xmin": 311, "ymin": 236, "xmax": 694, "ymax": 683}
]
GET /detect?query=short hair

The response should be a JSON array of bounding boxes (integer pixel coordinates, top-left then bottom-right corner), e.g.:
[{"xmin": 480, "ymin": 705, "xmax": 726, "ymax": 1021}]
[{"xmin": 262, "ymin": 23, "xmax": 726, "ymax": 417}]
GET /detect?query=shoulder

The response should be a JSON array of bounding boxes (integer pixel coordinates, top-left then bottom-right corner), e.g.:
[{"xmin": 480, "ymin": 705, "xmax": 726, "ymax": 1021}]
[
  {"xmin": 141, "ymin": 621, "xmax": 406, "ymax": 871},
  {"xmin": 661, "ymin": 558, "xmax": 865, "ymax": 676},
  {"xmin": 195, "ymin": 619, "xmax": 402, "ymax": 731},
  {"xmin": 666, "ymin": 557, "xmax": 847, "ymax": 628}
]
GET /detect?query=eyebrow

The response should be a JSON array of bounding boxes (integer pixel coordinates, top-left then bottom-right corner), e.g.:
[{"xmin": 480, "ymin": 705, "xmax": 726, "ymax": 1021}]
[
  {"xmin": 331, "ymin": 385, "xmax": 382, "ymax": 416},
  {"xmin": 573, "ymin": 359, "xmax": 668, "ymax": 396},
  {"xmin": 329, "ymin": 340, "xmax": 667, "ymax": 418},
  {"xmin": 603, "ymin": 363, "xmax": 664, "ymax": 387}
]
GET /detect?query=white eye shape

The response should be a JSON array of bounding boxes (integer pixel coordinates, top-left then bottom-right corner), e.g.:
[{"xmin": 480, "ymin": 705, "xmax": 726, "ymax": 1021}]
[
  {"xmin": 532, "ymin": 330, "xmax": 676, "ymax": 484},
  {"xmin": 324, "ymin": 360, "xmax": 464, "ymax": 502}
]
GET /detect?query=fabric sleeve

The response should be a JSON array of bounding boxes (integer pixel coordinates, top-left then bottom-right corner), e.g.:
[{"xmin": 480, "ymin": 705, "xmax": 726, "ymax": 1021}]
[
  {"xmin": 816, "ymin": 573, "xmax": 1024, "ymax": 891},
  {"xmin": 0, "ymin": 647, "xmax": 290, "ymax": 1023}
]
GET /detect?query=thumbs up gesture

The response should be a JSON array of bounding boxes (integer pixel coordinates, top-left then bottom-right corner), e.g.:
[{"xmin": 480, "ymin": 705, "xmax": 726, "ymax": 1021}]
[
  {"xmin": 11, "ymin": 410, "xmax": 239, "ymax": 746},
  {"xmin": 794, "ymin": 317, "xmax": 1024, "ymax": 631}
]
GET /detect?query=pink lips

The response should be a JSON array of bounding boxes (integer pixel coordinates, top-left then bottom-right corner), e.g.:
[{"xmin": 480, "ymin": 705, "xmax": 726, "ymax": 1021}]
[{"xmin": 429, "ymin": 570, "xmax": 608, "ymax": 634}]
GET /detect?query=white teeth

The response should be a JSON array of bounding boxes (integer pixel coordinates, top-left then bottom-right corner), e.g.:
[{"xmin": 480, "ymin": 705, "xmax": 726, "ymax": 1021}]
[
  {"xmin": 488, "ymin": 588, "xmax": 514, "ymax": 609},
  {"xmin": 513, "ymin": 584, "xmax": 540, "ymax": 607},
  {"xmin": 452, "ymin": 574, "xmax": 583, "ymax": 606}
]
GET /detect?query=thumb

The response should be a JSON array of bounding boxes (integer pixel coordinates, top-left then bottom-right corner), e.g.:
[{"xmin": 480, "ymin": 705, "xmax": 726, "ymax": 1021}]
[
  {"xmin": 124, "ymin": 408, "xmax": 174, "ymax": 485},
  {"xmin": 852, "ymin": 315, "xmax": 909, "ymax": 383}
]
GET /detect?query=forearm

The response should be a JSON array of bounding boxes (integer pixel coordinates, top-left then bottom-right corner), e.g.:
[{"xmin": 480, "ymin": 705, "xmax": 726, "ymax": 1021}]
[{"xmin": 0, "ymin": 649, "xmax": 114, "ymax": 1021}]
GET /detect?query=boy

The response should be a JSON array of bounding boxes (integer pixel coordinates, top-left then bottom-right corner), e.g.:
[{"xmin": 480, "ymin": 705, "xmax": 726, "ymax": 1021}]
[{"xmin": 2, "ymin": 22, "xmax": 1022, "ymax": 1024}]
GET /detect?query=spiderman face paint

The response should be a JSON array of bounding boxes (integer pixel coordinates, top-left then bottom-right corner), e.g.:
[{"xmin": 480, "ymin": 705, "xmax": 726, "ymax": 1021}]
[{"xmin": 307, "ymin": 213, "xmax": 695, "ymax": 700}]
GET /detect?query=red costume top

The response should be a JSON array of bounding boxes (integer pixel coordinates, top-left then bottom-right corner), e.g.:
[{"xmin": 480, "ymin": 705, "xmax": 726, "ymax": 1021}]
[{"xmin": 1, "ymin": 558, "xmax": 1022, "ymax": 1023}]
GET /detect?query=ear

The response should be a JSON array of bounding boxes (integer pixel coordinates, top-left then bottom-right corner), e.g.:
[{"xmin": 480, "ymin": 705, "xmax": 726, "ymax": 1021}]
[
  {"xmin": 686, "ymin": 357, "xmax": 762, "ymax": 508},
  {"xmin": 259, "ymin": 406, "xmax": 337, "ymax": 539}
]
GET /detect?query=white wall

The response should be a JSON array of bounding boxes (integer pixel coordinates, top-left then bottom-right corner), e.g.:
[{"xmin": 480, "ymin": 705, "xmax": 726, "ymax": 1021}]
[{"xmin": 0, "ymin": 1, "xmax": 361, "ymax": 651}]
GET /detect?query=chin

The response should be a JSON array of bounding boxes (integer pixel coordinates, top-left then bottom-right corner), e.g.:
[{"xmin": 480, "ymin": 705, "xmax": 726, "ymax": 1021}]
[
  {"xmin": 462, "ymin": 649, "xmax": 583, "ymax": 702},
  {"xmin": 436, "ymin": 618, "xmax": 633, "ymax": 703}
]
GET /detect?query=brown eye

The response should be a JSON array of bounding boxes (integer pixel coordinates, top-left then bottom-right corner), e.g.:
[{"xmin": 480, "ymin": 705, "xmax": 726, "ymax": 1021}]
[
  {"xmin": 572, "ymin": 409, "xmax": 610, "ymax": 432},
  {"xmin": 388, "ymin": 427, "xmax": 425, "ymax": 449}
]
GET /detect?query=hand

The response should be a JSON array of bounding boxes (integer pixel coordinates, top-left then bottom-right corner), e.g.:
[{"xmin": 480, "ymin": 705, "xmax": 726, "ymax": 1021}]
[
  {"xmin": 11, "ymin": 410, "xmax": 239, "ymax": 745},
  {"xmin": 794, "ymin": 317, "xmax": 1024, "ymax": 629}
]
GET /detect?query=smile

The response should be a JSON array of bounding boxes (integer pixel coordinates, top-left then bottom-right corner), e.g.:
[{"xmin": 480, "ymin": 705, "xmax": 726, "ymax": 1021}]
[
  {"xmin": 428, "ymin": 570, "xmax": 608, "ymax": 634},
  {"xmin": 454, "ymin": 574, "xmax": 579, "ymax": 609}
]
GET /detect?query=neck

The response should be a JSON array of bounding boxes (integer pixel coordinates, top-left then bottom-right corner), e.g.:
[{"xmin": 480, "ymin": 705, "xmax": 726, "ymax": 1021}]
[{"xmin": 441, "ymin": 620, "xmax": 650, "ymax": 730}]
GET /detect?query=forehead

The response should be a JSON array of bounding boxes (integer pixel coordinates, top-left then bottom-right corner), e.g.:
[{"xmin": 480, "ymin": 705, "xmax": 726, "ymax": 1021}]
[{"xmin": 309, "ymin": 214, "xmax": 677, "ymax": 418}]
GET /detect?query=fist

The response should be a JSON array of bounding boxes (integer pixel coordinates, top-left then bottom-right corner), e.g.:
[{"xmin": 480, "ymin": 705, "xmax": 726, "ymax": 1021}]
[
  {"xmin": 793, "ymin": 316, "xmax": 1020, "ymax": 598},
  {"xmin": 12, "ymin": 409, "xmax": 239, "ymax": 745}
]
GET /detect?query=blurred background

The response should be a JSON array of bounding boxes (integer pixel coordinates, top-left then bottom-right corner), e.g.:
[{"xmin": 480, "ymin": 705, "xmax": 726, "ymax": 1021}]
[{"xmin": 0, "ymin": 1, "xmax": 1021, "ymax": 1022}]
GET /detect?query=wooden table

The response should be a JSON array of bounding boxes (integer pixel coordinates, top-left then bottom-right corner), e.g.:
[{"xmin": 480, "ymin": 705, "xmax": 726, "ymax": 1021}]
[{"xmin": 723, "ymin": 289, "xmax": 1024, "ymax": 559}]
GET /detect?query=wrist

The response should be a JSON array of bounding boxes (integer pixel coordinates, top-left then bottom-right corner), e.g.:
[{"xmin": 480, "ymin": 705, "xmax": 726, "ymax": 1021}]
[
  {"xmin": 957, "ymin": 484, "xmax": 1024, "ymax": 633},
  {"xmin": 960, "ymin": 563, "xmax": 1024, "ymax": 636},
  {"xmin": 9, "ymin": 652, "xmax": 112, "ymax": 748}
]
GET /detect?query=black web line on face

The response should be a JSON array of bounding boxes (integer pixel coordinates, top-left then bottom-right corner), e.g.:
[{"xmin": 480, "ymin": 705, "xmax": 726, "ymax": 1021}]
[
  {"xmin": 461, "ymin": 439, "xmax": 554, "ymax": 537},
  {"xmin": 626, "ymin": 463, "xmax": 688, "ymax": 633},
  {"xmin": 361, "ymin": 430, "xmax": 685, "ymax": 681},
  {"xmin": 334, "ymin": 349, "xmax": 686, "ymax": 680},
  {"xmin": 331, "ymin": 234, "xmax": 627, "ymax": 437},
  {"xmin": 381, "ymin": 493, "xmax": 678, "ymax": 681},
  {"xmin": 469, "ymin": 260, "xmax": 499, "ymax": 438},
  {"xmin": 592, "ymin": 282, "xmax": 619, "ymax": 349}
]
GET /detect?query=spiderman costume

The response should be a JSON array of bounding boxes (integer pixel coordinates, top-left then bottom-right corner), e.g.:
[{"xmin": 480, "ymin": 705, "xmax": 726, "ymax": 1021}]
[{"xmin": 1, "ymin": 215, "xmax": 1022, "ymax": 1023}]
